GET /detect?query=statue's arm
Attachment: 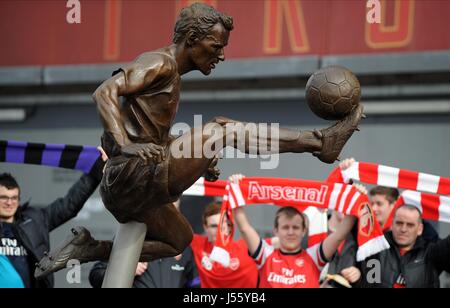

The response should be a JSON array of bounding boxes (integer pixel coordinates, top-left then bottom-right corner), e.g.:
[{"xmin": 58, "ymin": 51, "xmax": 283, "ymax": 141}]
[
  {"xmin": 92, "ymin": 57, "xmax": 172, "ymax": 150},
  {"xmin": 92, "ymin": 72, "xmax": 133, "ymax": 149}
]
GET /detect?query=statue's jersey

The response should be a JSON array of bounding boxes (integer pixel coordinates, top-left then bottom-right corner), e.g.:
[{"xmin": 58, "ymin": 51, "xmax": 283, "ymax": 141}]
[{"xmin": 103, "ymin": 49, "xmax": 180, "ymax": 157}]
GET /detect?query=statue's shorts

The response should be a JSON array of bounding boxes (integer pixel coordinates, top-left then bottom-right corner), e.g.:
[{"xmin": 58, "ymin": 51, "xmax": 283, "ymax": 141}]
[{"xmin": 99, "ymin": 151, "xmax": 180, "ymax": 224}]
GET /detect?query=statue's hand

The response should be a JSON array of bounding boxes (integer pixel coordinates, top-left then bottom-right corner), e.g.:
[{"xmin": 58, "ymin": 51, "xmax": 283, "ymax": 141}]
[
  {"xmin": 205, "ymin": 157, "xmax": 221, "ymax": 182},
  {"xmin": 121, "ymin": 143, "xmax": 166, "ymax": 164}
]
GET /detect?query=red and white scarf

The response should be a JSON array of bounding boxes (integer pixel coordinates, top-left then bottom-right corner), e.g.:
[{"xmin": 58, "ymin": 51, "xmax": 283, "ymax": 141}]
[
  {"xmin": 384, "ymin": 190, "xmax": 450, "ymax": 230},
  {"xmin": 183, "ymin": 177, "xmax": 228, "ymax": 197},
  {"xmin": 194, "ymin": 177, "xmax": 388, "ymax": 266},
  {"xmin": 327, "ymin": 161, "xmax": 450, "ymax": 230},
  {"xmin": 184, "ymin": 178, "xmax": 329, "ymax": 247},
  {"xmin": 327, "ymin": 161, "xmax": 450, "ymax": 195}
]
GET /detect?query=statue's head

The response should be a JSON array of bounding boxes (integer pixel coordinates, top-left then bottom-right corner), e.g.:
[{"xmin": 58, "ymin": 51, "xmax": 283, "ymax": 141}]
[
  {"xmin": 173, "ymin": 3, "xmax": 233, "ymax": 75},
  {"xmin": 173, "ymin": 3, "xmax": 233, "ymax": 45}
]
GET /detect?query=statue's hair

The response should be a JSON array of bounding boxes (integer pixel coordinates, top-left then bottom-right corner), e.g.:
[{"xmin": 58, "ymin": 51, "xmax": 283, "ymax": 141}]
[{"xmin": 173, "ymin": 3, "xmax": 233, "ymax": 44}]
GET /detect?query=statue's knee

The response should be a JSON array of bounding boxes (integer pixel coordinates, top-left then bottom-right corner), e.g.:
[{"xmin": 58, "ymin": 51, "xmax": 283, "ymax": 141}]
[{"xmin": 173, "ymin": 228, "xmax": 193, "ymax": 253}]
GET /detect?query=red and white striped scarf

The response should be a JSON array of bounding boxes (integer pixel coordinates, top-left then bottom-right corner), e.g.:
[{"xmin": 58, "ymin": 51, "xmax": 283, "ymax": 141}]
[
  {"xmin": 183, "ymin": 177, "xmax": 227, "ymax": 197},
  {"xmin": 186, "ymin": 177, "xmax": 389, "ymax": 267},
  {"xmin": 384, "ymin": 190, "xmax": 450, "ymax": 230},
  {"xmin": 327, "ymin": 161, "xmax": 450, "ymax": 230},
  {"xmin": 184, "ymin": 178, "xmax": 328, "ymax": 247}
]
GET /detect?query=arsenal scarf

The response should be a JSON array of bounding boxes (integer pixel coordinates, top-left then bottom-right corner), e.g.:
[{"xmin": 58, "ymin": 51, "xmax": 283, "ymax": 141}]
[
  {"xmin": 207, "ymin": 177, "xmax": 389, "ymax": 266},
  {"xmin": 184, "ymin": 177, "xmax": 329, "ymax": 248},
  {"xmin": 0, "ymin": 140, "xmax": 104, "ymax": 178},
  {"xmin": 327, "ymin": 161, "xmax": 450, "ymax": 230},
  {"xmin": 384, "ymin": 190, "xmax": 450, "ymax": 230}
]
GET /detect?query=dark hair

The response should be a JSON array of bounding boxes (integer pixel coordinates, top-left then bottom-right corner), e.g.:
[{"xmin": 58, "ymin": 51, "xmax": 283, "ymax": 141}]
[
  {"xmin": 173, "ymin": 3, "xmax": 233, "ymax": 44},
  {"xmin": 394, "ymin": 204, "xmax": 423, "ymax": 223},
  {"xmin": 202, "ymin": 201, "xmax": 222, "ymax": 225},
  {"xmin": 369, "ymin": 186, "xmax": 399, "ymax": 204},
  {"xmin": 274, "ymin": 206, "xmax": 307, "ymax": 230},
  {"xmin": 0, "ymin": 173, "xmax": 20, "ymax": 191}
]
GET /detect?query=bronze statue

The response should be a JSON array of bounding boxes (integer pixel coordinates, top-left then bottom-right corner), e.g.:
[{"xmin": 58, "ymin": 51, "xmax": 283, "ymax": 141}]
[{"xmin": 35, "ymin": 3, "xmax": 363, "ymax": 278}]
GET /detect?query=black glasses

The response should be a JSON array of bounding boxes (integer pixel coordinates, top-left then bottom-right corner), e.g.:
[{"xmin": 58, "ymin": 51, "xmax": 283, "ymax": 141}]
[{"xmin": 0, "ymin": 195, "xmax": 19, "ymax": 203}]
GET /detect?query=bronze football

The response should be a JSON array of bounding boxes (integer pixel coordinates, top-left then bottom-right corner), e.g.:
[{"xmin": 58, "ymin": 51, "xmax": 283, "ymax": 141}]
[{"xmin": 305, "ymin": 66, "xmax": 361, "ymax": 120}]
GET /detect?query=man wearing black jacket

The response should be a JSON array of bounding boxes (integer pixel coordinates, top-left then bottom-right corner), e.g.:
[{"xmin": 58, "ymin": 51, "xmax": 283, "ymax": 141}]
[
  {"xmin": 356, "ymin": 204, "xmax": 450, "ymax": 288},
  {"xmin": 0, "ymin": 169, "xmax": 102, "ymax": 288},
  {"xmin": 326, "ymin": 159, "xmax": 440, "ymax": 285}
]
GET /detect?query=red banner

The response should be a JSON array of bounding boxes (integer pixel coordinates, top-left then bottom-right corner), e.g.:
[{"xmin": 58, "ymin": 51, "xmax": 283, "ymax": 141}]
[{"xmin": 1, "ymin": 0, "xmax": 449, "ymax": 66}]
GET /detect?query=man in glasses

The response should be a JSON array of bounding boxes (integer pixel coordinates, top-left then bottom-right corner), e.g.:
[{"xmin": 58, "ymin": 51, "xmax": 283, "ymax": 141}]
[{"xmin": 0, "ymin": 167, "xmax": 103, "ymax": 288}]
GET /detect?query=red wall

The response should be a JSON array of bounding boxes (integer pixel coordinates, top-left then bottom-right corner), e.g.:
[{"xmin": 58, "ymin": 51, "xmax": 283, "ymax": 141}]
[{"xmin": 1, "ymin": 0, "xmax": 449, "ymax": 66}]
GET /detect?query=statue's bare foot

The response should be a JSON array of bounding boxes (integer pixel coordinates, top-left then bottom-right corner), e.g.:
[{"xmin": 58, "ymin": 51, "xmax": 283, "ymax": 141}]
[
  {"xmin": 34, "ymin": 227, "xmax": 97, "ymax": 278},
  {"xmin": 313, "ymin": 104, "xmax": 364, "ymax": 164}
]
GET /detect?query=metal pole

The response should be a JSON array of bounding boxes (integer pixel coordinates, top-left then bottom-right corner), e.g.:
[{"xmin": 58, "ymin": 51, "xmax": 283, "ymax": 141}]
[{"xmin": 102, "ymin": 221, "xmax": 147, "ymax": 288}]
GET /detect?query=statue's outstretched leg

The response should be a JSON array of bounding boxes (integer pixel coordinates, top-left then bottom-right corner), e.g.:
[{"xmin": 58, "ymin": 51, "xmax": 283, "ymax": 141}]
[{"xmin": 168, "ymin": 104, "xmax": 364, "ymax": 196}]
